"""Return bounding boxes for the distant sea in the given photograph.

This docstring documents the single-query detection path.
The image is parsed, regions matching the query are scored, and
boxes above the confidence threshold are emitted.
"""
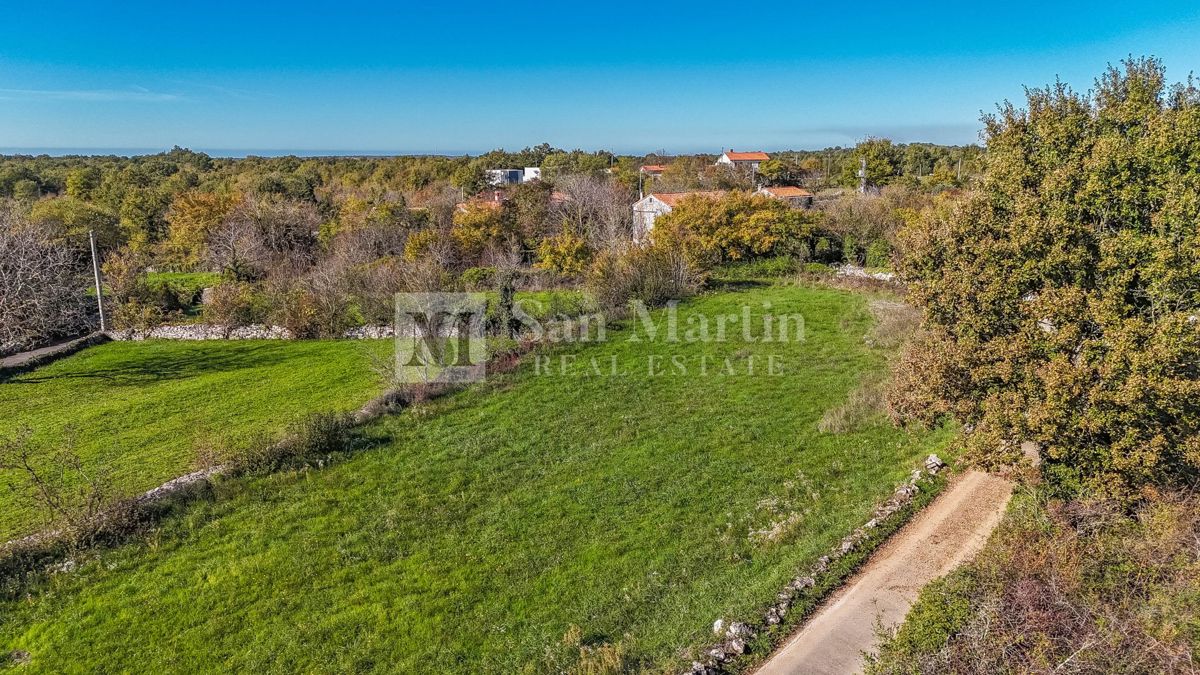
[0,148,469,158]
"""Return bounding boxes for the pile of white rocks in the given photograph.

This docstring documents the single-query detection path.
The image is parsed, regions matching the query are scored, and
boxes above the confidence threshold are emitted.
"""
[835,264,897,283]
[109,324,293,341]
[107,323,418,341]
[343,325,395,339]
[686,454,946,675]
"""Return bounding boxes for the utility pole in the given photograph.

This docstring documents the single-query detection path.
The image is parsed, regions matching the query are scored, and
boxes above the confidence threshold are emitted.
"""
[88,229,107,332]
[857,157,867,194]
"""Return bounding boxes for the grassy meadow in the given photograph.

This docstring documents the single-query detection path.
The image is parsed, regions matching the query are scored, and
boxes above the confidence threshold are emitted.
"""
[0,340,387,541]
[0,283,955,672]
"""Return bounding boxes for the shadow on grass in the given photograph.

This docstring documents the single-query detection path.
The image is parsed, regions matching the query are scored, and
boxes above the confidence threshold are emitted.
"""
[706,279,772,292]
[10,342,296,386]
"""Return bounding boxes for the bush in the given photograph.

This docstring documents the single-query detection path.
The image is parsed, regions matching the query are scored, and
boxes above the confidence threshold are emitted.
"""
[534,228,591,279]
[865,240,892,269]
[460,266,495,290]
[234,412,355,475]
[842,234,860,265]
[203,281,267,331]
[870,489,1200,674]
[102,247,184,331]
[813,237,834,262]
[586,241,702,315]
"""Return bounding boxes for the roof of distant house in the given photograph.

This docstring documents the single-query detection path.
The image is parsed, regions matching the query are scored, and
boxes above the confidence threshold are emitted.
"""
[723,150,770,161]
[647,191,727,207]
[759,186,813,198]
[640,164,668,173]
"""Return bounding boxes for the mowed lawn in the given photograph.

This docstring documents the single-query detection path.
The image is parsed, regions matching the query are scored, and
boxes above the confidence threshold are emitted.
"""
[0,340,387,541]
[0,284,955,672]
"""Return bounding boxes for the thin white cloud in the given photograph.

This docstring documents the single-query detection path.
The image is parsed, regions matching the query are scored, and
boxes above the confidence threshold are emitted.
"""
[0,87,182,102]
[171,81,264,100]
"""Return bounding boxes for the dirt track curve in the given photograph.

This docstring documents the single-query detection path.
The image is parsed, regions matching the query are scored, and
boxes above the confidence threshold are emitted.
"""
[755,470,1014,675]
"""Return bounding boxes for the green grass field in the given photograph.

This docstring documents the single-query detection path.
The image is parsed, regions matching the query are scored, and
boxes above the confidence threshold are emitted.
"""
[0,340,387,542]
[0,284,954,672]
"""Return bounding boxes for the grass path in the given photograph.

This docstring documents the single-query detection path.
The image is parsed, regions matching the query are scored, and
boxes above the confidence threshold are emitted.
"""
[0,284,956,672]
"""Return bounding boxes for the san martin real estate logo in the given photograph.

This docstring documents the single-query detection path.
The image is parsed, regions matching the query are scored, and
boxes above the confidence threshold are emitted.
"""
[393,292,806,383]
[394,293,488,383]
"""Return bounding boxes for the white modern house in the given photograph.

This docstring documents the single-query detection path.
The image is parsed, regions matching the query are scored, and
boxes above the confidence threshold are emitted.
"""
[716,150,769,173]
[631,191,726,242]
[485,167,543,185]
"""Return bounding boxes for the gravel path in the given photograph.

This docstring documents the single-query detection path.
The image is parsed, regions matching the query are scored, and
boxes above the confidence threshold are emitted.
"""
[755,470,1014,675]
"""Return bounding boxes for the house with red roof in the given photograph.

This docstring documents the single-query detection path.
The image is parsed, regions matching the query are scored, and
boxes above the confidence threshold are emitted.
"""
[755,185,814,208]
[716,150,769,173]
[631,190,727,242]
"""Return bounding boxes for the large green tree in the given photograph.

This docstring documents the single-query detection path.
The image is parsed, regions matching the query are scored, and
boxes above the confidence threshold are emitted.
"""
[895,58,1200,497]
[841,137,901,188]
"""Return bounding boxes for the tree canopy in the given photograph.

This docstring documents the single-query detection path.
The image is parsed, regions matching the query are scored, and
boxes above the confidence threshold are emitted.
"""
[895,58,1200,498]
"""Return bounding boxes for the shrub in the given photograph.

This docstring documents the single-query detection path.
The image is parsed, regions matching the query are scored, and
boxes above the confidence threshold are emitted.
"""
[267,287,322,338]
[865,240,892,269]
[813,237,833,262]
[535,228,591,279]
[586,240,702,315]
[0,426,125,545]
[842,234,859,264]
[460,266,495,290]
[870,489,1200,674]
[234,412,355,475]
[102,247,187,330]
[203,281,267,331]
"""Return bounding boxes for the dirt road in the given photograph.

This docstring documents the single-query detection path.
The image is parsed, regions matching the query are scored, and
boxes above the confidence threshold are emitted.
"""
[755,470,1013,675]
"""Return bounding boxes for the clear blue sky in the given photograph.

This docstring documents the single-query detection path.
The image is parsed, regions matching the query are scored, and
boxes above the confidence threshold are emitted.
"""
[2,1,1199,155]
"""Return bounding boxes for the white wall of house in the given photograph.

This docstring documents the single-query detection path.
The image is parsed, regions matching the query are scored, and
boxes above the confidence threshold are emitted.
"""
[522,167,542,182]
[631,195,672,243]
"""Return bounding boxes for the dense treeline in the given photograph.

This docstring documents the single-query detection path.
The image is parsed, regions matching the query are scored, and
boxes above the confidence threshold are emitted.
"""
[0,139,974,350]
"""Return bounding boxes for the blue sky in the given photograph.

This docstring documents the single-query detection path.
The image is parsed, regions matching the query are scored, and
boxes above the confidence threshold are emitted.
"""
[2,1,1199,155]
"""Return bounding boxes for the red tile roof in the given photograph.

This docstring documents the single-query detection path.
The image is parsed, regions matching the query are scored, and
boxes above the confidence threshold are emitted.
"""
[760,186,813,198]
[723,150,770,161]
[650,191,727,207]
[640,164,668,173]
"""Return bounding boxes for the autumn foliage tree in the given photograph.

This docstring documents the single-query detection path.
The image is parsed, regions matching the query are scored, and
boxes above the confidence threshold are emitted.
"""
[652,191,820,265]
[893,58,1200,498]
[162,190,241,266]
